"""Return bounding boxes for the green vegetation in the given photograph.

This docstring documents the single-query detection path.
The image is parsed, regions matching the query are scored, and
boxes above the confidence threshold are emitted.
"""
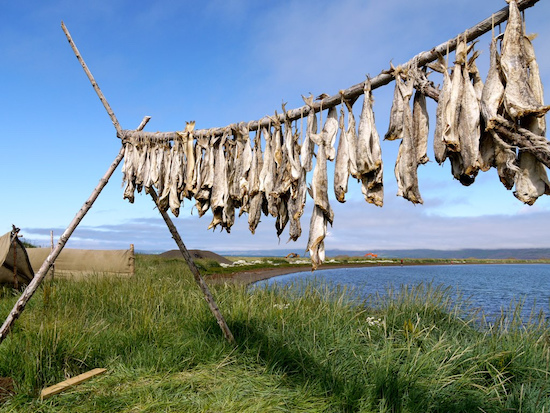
[0,255,548,411]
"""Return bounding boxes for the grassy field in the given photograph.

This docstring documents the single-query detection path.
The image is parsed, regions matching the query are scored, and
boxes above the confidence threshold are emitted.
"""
[0,255,548,412]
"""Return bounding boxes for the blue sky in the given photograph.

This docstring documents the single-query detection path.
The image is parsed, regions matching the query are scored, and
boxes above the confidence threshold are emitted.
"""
[2,0,550,254]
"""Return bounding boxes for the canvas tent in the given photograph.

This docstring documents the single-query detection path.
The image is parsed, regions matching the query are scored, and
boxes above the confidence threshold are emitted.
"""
[26,247,134,278]
[0,232,34,287]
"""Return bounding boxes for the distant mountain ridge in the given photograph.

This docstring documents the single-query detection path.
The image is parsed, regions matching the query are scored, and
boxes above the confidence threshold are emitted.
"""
[219,248,550,260]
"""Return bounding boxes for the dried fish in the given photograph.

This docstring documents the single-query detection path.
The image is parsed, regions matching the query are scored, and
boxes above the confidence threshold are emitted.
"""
[385,66,414,141]
[356,78,384,206]
[501,0,550,120]
[309,131,334,224]
[344,98,359,179]
[394,81,423,204]
[334,105,349,203]
[429,55,450,164]
[122,139,137,203]
[248,129,264,234]
[357,78,383,174]
[514,151,550,205]
[412,88,429,165]
[208,133,229,230]
[300,95,317,172]
[306,205,327,271]
[458,49,481,177]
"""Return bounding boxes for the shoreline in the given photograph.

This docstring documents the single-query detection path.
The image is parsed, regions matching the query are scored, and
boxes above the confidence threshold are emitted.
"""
[207,260,494,285]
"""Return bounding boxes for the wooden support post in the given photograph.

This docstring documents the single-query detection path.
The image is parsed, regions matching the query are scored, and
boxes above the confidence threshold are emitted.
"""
[148,188,236,345]
[129,244,135,276]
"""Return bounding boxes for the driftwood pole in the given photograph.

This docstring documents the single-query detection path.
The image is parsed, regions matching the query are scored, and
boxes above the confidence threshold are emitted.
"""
[148,188,236,344]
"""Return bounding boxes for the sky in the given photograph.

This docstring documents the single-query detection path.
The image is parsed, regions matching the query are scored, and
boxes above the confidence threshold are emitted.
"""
[2,0,550,254]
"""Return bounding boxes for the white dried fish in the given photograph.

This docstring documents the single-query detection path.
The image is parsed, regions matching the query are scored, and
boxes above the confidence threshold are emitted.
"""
[357,78,383,175]
[429,55,450,164]
[412,88,429,165]
[248,129,265,234]
[300,95,317,172]
[501,0,550,120]
[514,151,550,205]
[334,105,350,203]
[385,65,413,141]
[306,205,327,271]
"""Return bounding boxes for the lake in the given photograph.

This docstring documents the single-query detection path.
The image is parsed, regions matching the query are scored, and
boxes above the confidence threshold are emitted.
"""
[258,263,550,322]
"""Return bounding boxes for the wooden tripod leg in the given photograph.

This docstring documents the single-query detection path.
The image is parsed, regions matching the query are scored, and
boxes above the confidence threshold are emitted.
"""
[149,189,235,345]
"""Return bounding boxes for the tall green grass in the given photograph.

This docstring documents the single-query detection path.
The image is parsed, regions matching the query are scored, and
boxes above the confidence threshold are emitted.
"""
[0,255,547,411]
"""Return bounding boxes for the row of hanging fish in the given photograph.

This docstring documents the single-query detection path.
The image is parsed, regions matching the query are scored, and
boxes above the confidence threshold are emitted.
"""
[121,89,384,269]
[425,0,550,205]
[121,0,549,268]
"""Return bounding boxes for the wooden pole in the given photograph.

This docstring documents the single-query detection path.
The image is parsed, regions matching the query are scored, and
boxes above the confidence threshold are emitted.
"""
[116,0,540,141]
[129,244,135,276]
[148,188,235,344]
[61,22,122,136]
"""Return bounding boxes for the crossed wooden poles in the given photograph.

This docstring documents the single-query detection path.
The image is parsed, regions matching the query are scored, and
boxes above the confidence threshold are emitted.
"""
[0,0,541,346]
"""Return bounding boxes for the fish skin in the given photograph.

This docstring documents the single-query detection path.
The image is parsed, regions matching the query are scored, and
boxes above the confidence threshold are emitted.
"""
[334,106,349,203]
[443,44,466,152]
[501,0,550,120]
[247,131,265,234]
[361,164,384,207]
[258,126,277,217]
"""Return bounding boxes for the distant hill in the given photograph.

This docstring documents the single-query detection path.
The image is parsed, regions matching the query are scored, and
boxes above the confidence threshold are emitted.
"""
[218,248,550,260]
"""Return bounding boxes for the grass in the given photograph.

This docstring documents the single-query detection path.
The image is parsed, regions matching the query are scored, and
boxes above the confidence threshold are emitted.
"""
[0,255,547,411]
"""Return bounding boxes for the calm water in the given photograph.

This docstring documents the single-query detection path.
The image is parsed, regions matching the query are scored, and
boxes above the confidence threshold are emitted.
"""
[259,264,550,321]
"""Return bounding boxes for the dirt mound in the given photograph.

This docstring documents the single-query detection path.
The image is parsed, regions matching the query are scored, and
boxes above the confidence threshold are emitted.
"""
[159,250,232,265]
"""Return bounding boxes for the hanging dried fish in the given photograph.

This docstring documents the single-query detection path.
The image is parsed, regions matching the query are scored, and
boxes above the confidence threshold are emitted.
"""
[122,137,137,203]
[412,85,429,165]
[344,98,359,179]
[182,121,196,199]
[513,151,550,205]
[513,31,550,205]
[300,95,317,172]
[194,136,213,217]
[429,55,451,164]
[320,105,338,161]
[356,78,384,207]
[248,129,265,234]
[208,133,229,231]
[458,46,481,177]
[334,105,350,203]
[394,69,423,204]
[385,65,414,141]
[501,0,550,120]
[309,131,334,225]
[306,205,327,271]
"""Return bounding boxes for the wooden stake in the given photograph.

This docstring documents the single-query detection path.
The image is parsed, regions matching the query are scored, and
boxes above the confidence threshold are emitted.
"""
[149,188,236,345]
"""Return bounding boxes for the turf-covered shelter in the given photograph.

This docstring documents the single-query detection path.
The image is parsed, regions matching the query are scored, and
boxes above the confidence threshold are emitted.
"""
[0,231,34,288]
